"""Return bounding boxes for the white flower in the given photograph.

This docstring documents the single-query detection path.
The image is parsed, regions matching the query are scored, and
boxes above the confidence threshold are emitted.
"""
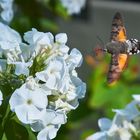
[86,118,111,140]
[55,33,67,44]
[9,83,48,124]
[0,22,21,45]
[86,96,140,140]
[0,90,3,106]
[59,75,86,103]
[107,120,132,140]
[70,75,86,99]
[98,118,112,131]
[55,98,78,111]
[87,116,133,140]
[113,101,140,121]
[26,76,39,90]
[0,0,14,23]
[13,61,32,76]
[24,29,54,57]
[66,48,83,71]
[36,57,66,90]
[24,29,54,47]
[37,125,60,140]
[133,94,140,102]
[1,28,86,140]
[58,72,71,93]
[20,43,32,61]
[47,33,69,61]
[60,0,86,15]
[30,109,67,140]
[24,29,69,60]
[0,22,21,61]
[86,132,107,140]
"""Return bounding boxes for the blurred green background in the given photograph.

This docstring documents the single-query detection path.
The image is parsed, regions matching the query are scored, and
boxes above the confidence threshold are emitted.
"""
[9,0,140,139]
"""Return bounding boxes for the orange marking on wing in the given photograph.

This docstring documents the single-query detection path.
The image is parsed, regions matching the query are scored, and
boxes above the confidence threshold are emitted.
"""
[118,54,128,71]
[117,27,127,42]
[118,26,127,71]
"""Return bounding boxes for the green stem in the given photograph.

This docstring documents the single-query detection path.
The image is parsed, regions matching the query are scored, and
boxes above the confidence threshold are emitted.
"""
[0,105,12,139]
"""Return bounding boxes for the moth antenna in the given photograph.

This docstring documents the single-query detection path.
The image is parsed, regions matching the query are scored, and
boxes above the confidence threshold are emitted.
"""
[96,35,104,46]
[96,35,107,51]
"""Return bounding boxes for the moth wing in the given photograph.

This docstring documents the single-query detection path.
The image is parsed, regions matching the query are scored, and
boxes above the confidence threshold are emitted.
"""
[107,12,128,85]
[110,12,127,42]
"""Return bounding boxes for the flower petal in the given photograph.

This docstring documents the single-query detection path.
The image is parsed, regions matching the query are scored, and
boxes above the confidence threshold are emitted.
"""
[86,132,107,140]
[15,104,29,124]
[113,101,140,121]
[37,125,58,140]
[31,90,48,109]
[9,89,25,111]
[98,118,112,131]
[51,111,67,125]
[55,33,67,44]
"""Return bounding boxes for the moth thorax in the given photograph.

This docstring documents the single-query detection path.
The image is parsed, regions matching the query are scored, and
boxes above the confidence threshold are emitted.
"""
[106,42,125,54]
[126,39,140,55]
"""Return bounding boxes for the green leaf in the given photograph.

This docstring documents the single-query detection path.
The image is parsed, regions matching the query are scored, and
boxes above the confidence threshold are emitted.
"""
[11,115,37,140]
[54,2,69,19]
[0,124,4,139]
[39,18,58,32]
[25,125,37,140]
[2,133,7,140]
[4,119,29,140]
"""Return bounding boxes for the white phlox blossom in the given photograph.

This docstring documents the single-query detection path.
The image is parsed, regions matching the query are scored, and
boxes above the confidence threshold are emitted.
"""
[0,0,86,139]
[9,81,48,124]
[5,27,86,140]
[13,61,32,76]
[0,22,21,48]
[36,57,67,90]
[65,48,83,71]
[70,75,86,99]
[60,0,86,15]
[24,29,69,61]
[0,0,14,23]
[0,22,21,63]
[0,23,33,75]
[24,29,54,58]
[53,76,86,112]
[86,95,140,140]
[30,109,67,140]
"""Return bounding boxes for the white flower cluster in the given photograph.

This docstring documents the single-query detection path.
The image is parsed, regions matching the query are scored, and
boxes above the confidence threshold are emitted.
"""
[87,95,140,140]
[0,22,86,140]
[60,0,86,15]
[0,0,14,23]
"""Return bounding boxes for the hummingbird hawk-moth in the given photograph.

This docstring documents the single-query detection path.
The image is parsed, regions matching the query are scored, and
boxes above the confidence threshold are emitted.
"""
[102,12,140,85]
